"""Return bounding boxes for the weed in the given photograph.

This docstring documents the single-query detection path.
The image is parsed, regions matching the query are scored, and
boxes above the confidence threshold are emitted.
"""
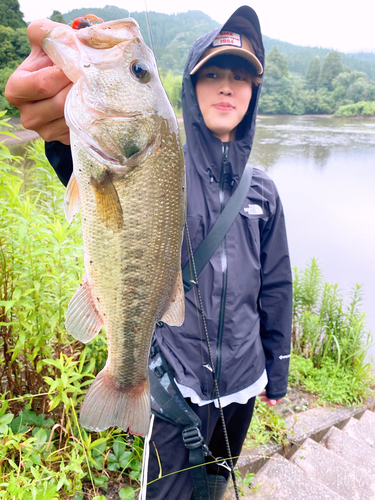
[291,258,374,403]
[246,399,287,447]
[0,120,143,497]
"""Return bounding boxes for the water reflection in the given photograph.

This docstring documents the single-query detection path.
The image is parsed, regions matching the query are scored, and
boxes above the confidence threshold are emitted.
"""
[251,115,375,171]
[253,115,375,360]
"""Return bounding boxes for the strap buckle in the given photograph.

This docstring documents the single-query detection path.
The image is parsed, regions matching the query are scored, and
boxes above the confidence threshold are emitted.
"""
[182,425,210,456]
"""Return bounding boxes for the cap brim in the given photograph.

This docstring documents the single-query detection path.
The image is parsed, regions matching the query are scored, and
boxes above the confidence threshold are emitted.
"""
[190,46,263,76]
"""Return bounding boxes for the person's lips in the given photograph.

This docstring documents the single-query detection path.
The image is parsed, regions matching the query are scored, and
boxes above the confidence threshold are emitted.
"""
[213,102,234,111]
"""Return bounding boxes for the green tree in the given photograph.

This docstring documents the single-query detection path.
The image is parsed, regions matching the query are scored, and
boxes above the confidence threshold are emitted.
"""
[306,56,320,91]
[319,51,344,90]
[265,46,289,79]
[160,70,182,113]
[0,0,26,29]
[259,47,294,114]
[0,26,29,69]
[0,26,17,68]
[49,10,66,24]
[13,28,30,60]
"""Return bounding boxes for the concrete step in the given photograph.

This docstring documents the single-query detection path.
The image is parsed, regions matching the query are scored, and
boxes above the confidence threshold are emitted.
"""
[241,452,345,500]
[283,405,366,457]
[359,409,375,432]
[321,425,375,475]
[342,415,375,448]
[290,437,375,499]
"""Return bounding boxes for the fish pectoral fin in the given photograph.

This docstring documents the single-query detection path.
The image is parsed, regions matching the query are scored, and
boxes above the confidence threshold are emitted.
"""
[91,171,123,233]
[64,172,80,223]
[65,275,103,343]
[160,268,185,327]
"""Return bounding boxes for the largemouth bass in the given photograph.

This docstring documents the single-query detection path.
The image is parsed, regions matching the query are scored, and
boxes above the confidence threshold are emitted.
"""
[43,19,186,436]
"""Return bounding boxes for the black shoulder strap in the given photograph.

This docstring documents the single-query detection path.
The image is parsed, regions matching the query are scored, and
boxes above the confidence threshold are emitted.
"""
[149,344,211,499]
[182,164,254,292]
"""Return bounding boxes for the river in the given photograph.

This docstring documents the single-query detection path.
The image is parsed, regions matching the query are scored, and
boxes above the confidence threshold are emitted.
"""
[251,115,375,362]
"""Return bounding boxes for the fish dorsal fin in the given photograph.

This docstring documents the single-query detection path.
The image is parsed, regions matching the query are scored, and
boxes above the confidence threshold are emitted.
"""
[64,173,80,223]
[65,275,103,343]
[160,268,185,327]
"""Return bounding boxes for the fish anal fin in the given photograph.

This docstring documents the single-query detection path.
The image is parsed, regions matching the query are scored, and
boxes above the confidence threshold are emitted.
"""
[64,172,80,223]
[79,368,151,436]
[160,268,185,327]
[91,171,123,233]
[65,275,103,343]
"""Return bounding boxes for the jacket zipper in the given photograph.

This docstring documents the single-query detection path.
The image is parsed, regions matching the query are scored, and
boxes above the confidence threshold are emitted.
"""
[212,144,228,395]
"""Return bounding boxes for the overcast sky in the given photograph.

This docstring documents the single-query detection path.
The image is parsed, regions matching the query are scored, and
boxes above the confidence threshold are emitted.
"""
[18,0,374,54]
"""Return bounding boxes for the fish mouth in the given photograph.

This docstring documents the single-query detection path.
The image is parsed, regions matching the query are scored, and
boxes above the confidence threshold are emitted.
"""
[88,144,119,164]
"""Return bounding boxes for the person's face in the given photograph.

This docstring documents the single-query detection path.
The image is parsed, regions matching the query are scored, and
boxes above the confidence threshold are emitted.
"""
[195,64,253,142]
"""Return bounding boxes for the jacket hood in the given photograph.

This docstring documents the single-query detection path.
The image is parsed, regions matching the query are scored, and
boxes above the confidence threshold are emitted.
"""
[181,6,264,183]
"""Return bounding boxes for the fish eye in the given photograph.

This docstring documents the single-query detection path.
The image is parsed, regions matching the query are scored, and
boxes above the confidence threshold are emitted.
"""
[130,61,151,83]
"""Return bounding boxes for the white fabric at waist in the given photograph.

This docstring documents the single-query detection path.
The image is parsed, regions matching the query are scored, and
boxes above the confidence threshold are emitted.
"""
[175,369,268,408]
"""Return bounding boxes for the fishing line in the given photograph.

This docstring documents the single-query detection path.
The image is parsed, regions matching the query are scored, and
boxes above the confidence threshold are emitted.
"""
[144,0,156,57]
[185,222,241,500]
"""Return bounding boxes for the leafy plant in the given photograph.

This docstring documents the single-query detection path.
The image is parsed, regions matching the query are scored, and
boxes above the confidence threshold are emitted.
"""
[0,120,142,498]
[246,399,287,447]
[291,259,374,403]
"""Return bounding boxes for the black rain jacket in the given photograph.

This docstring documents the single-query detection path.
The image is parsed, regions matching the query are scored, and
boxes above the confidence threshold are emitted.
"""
[45,6,292,401]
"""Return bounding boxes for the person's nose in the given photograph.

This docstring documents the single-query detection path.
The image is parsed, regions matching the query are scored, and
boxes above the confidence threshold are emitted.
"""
[219,76,233,95]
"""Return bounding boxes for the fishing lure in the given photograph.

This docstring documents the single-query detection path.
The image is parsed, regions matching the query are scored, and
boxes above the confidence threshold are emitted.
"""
[71,14,104,30]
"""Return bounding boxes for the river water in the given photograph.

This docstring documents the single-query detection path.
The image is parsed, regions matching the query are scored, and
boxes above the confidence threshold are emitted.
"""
[251,115,375,362]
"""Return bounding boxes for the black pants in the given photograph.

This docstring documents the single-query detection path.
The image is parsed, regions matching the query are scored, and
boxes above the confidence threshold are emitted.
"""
[146,397,256,499]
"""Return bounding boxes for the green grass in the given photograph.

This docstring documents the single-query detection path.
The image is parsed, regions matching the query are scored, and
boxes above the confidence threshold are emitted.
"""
[0,115,142,498]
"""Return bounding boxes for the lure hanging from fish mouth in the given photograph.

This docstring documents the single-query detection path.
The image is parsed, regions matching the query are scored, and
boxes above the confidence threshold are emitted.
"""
[72,14,104,30]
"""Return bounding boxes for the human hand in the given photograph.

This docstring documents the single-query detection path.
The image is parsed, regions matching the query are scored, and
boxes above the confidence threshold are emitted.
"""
[5,19,72,145]
[258,391,283,407]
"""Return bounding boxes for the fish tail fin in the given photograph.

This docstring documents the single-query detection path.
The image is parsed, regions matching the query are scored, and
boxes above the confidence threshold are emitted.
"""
[79,369,151,436]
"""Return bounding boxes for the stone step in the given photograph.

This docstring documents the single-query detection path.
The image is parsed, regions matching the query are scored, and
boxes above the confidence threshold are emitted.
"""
[342,416,375,448]
[241,452,345,500]
[290,437,375,499]
[283,406,366,457]
[359,409,375,432]
[321,425,375,475]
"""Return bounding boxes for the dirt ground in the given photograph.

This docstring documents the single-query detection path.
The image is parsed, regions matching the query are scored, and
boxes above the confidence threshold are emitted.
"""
[1,117,39,144]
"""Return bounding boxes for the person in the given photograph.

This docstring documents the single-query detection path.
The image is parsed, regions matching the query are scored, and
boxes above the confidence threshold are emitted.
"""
[5,5,292,499]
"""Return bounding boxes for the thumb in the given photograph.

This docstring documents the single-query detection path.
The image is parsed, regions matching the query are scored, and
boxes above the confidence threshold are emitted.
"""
[18,19,66,73]
[27,18,65,49]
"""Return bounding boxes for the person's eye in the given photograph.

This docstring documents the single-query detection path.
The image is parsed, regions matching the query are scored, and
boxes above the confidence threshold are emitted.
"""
[206,72,217,79]
[234,75,247,81]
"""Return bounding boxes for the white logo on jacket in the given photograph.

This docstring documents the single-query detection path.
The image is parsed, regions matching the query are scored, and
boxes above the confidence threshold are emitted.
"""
[244,204,263,215]
[279,354,291,360]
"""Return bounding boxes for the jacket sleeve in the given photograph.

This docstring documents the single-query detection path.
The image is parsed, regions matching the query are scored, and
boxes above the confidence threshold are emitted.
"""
[259,191,293,400]
[45,141,73,187]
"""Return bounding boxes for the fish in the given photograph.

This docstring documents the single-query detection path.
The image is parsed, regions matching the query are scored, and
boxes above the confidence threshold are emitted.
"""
[43,19,186,436]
